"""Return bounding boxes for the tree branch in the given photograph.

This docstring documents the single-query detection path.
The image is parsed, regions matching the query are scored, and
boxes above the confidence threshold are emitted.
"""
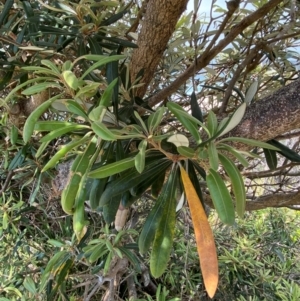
[245,190,300,211]
[230,78,300,143]
[146,0,283,107]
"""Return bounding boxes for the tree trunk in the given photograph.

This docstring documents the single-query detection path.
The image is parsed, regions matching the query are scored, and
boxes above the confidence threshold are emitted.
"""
[129,0,189,97]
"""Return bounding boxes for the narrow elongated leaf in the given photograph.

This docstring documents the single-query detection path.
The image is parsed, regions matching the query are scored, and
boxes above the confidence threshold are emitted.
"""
[35,121,76,131]
[100,78,119,107]
[147,107,166,134]
[92,121,117,140]
[41,60,60,74]
[216,143,249,167]
[22,82,60,95]
[218,137,280,150]
[167,102,203,143]
[150,167,177,278]
[134,111,148,134]
[206,169,235,225]
[119,247,141,273]
[75,83,100,99]
[207,111,218,136]
[40,125,90,142]
[151,171,166,198]
[263,148,278,170]
[61,137,97,214]
[102,194,121,223]
[219,154,246,218]
[80,55,125,80]
[100,158,172,206]
[89,157,135,178]
[245,81,258,104]
[180,167,218,298]
[23,94,63,143]
[139,166,176,254]
[267,139,300,162]
[190,92,203,122]
[207,142,219,171]
[89,178,108,210]
[177,146,195,158]
[42,134,91,172]
[135,140,147,173]
[187,160,205,207]
[217,102,246,137]
[65,100,89,119]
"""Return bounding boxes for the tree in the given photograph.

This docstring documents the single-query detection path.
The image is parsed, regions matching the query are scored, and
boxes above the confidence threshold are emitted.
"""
[1,0,300,299]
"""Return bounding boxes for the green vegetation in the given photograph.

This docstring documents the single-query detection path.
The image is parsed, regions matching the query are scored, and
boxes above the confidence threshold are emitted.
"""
[1,0,300,299]
[0,191,299,300]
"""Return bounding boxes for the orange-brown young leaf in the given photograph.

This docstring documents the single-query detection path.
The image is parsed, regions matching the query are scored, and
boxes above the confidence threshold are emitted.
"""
[180,167,218,298]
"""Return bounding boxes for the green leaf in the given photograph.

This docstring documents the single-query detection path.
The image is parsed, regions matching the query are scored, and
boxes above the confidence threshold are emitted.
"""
[190,91,203,122]
[48,239,65,247]
[89,178,109,210]
[61,137,97,214]
[245,80,259,104]
[42,134,91,172]
[10,125,18,145]
[216,143,249,167]
[139,166,177,255]
[89,157,135,178]
[217,103,246,137]
[89,244,109,263]
[119,246,141,273]
[102,194,121,223]
[218,137,280,150]
[80,55,126,80]
[35,121,77,131]
[135,140,147,173]
[150,168,177,278]
[88,105,107,122]
[65,100,89,119]
[22,82,60,95]
[147,107,167,134]
[177,146,195,158]
[75,82,100,99]
[207,111,218,137]
[23,94,63,143]
[219,154,246,218]
[41,60,60,74]
[207,142,219,171]
[23,277,36,294]
[134,111,148,134]
[206,169,235,225]
[63,70,78,90]
[100,78,119,107]
[167,102,204,143]
[99,157,172,207]
[267,139,300,162]
[263,148,278,170]
[187,160,205,207]
[151,171,166,198]
[91,121,117,140]
[40,125,90,142]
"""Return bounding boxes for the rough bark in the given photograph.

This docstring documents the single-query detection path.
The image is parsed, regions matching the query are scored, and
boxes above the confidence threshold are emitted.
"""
[129,0,189,97]
[231,78,300,142]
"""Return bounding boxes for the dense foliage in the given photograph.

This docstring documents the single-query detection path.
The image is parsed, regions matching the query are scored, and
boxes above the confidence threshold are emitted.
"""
[1,0,300,300]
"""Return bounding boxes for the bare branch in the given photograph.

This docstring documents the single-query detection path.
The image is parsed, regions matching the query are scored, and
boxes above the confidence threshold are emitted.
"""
[246,190,300,211]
